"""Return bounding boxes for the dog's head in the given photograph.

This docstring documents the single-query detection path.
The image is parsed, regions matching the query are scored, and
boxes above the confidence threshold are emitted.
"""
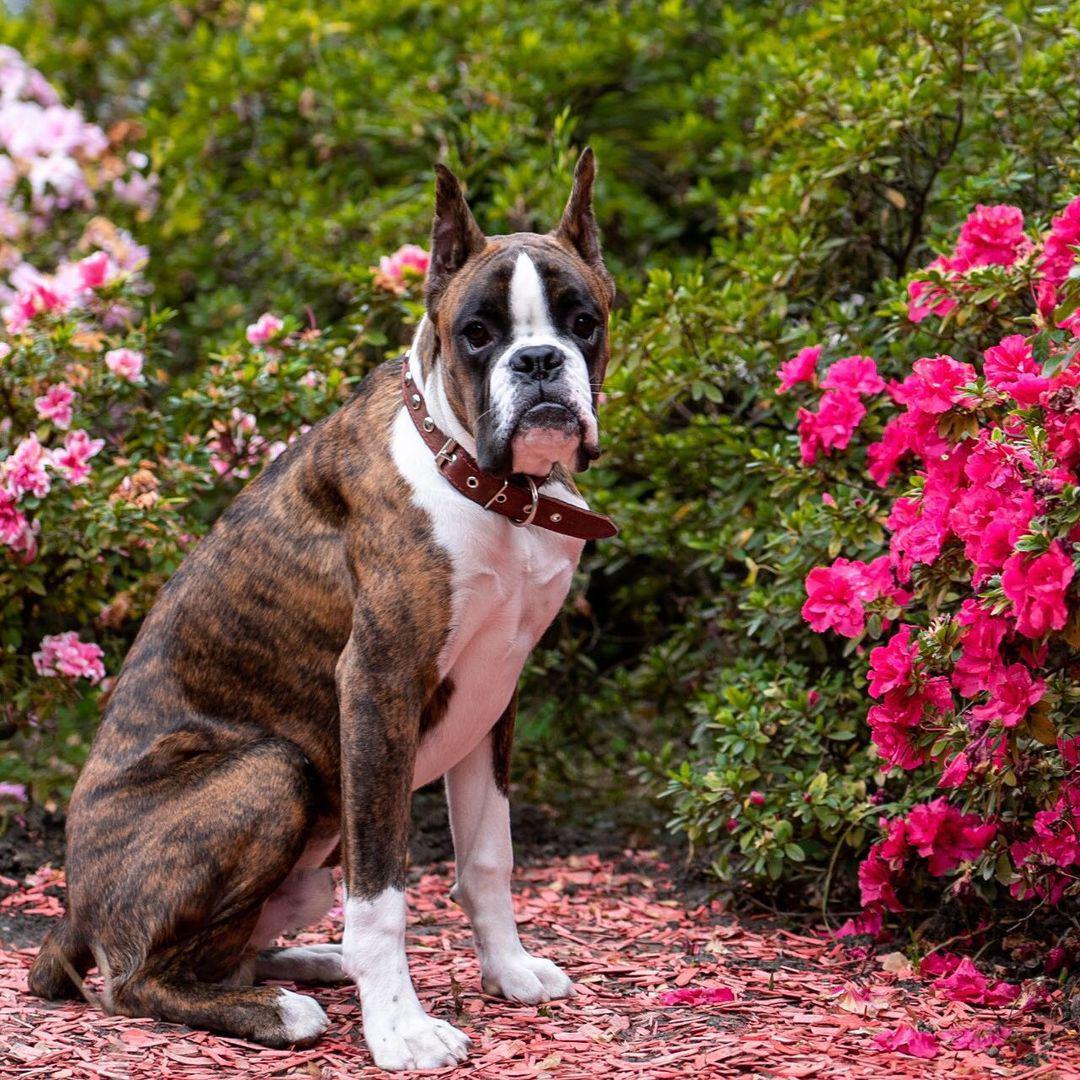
[421,149,615,480]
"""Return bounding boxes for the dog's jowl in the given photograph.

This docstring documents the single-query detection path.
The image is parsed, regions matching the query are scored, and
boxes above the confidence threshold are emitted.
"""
[28,150,617,1072]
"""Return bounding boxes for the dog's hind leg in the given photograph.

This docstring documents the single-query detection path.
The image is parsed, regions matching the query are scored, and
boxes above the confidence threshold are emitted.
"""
[27,914,92,1000]
[67,736,331,1045]
[113,973,328,1047]
[255,943,346,984]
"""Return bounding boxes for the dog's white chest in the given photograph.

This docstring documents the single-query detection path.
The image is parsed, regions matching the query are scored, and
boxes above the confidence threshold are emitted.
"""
[390,406,585,788]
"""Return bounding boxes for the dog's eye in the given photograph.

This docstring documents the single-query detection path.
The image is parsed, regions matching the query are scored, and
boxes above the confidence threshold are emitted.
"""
[572,313,598,340]
[462,321,491,349]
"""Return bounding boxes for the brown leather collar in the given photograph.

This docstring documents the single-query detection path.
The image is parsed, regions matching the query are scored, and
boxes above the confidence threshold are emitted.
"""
[400,359,617,540]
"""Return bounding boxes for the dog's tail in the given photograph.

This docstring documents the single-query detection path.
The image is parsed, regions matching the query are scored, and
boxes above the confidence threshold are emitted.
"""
[27,915,96,1005]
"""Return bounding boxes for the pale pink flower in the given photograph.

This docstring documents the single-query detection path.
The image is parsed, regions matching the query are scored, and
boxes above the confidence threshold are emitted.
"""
[373,244,430,294]
[33,630,105,683]
[51,428,104,485]
[206,408,268,480]
[104,347,145,383]
[75,250,114,290]
[0,485,37,559]
[4,432,50,498]
[34,382,74,429]
[245,312,284,346]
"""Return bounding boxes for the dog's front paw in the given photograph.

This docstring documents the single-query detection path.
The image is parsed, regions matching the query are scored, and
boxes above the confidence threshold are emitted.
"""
[482,952,574,1004]
[364,1008,471,1072]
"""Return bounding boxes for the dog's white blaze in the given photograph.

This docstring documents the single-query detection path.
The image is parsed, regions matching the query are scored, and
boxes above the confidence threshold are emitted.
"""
[446,734,574,1004]
[487,252,598,452]
[343,889,470,1070]
[394,325,587,790]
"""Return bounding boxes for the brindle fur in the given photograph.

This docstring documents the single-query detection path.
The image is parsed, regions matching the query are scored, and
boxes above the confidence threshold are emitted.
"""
[28,362,454,1044]
[28,151,612,1050]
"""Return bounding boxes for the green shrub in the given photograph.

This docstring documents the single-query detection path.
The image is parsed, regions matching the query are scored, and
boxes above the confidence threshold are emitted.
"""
[5,0,1080,903]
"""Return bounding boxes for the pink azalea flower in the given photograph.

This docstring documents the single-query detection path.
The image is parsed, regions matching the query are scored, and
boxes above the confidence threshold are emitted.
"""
[802,557,891,638]
[858,846,904,913]
[1001,542,1074,639]
[33,382,75,429]
[892,355,977,414]
[821,354,886,397]
[1037,279,1059,319]
[0,486,37,558]
[919,951,962,978]
[939,752,971,789]
[51,428,104,485]
[982,335,1049,405]
[867,677,950,770]
[75,250,114,290]
[373,243,430,294]
[245,312,284,346]
[942,1025,1009,1051]
[1039,195,1080,289]
[904,799,995,876]
[908,255,961,323]
[4,432,50,498]
[834,908,884,939]
[0,487,38,560]
[867,625,919,698]
[748,790,765,807]
[932,957,1019,1007]
[952,602,1010,698]
[797,389,865,465]
[887,494,950,577]
[955,204,1031,268]
[1059,308,1080,338]
[971,663,1045,728]
[32,630,105,683]
[2,277,74,333]
[873,1023,939,1059]
[104,347,145,383]
[777,344,821,393]
[0,780,27,801]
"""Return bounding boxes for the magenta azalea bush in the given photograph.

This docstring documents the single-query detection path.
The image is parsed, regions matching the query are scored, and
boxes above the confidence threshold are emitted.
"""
[787,198,1080,927]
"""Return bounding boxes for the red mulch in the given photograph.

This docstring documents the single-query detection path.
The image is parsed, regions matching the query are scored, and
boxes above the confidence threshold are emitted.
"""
[1,854,1078,1078]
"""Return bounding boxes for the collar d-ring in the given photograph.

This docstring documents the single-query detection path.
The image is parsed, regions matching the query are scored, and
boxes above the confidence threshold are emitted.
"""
[511,476,540,527]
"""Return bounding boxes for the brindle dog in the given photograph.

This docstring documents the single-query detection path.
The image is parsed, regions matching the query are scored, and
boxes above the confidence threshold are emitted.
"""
[29,150,615,1072]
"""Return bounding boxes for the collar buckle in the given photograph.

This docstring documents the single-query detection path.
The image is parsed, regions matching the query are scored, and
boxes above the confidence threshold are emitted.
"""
[434,437,458,469]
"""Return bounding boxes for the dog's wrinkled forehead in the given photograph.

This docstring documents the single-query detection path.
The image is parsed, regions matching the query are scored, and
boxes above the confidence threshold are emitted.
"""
[435,235,610,347]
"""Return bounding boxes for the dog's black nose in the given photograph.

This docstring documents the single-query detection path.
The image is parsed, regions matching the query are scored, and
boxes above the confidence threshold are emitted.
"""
[509,345,564,378]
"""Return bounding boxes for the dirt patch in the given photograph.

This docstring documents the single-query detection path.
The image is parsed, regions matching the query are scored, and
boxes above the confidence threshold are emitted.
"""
[0,806,65,881]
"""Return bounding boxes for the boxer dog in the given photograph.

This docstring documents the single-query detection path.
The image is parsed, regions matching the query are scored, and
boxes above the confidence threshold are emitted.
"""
[28,149,617,1072]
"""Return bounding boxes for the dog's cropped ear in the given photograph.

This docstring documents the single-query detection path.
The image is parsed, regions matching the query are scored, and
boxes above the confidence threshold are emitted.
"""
[555,148,614,302]
[426,164,485,311]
